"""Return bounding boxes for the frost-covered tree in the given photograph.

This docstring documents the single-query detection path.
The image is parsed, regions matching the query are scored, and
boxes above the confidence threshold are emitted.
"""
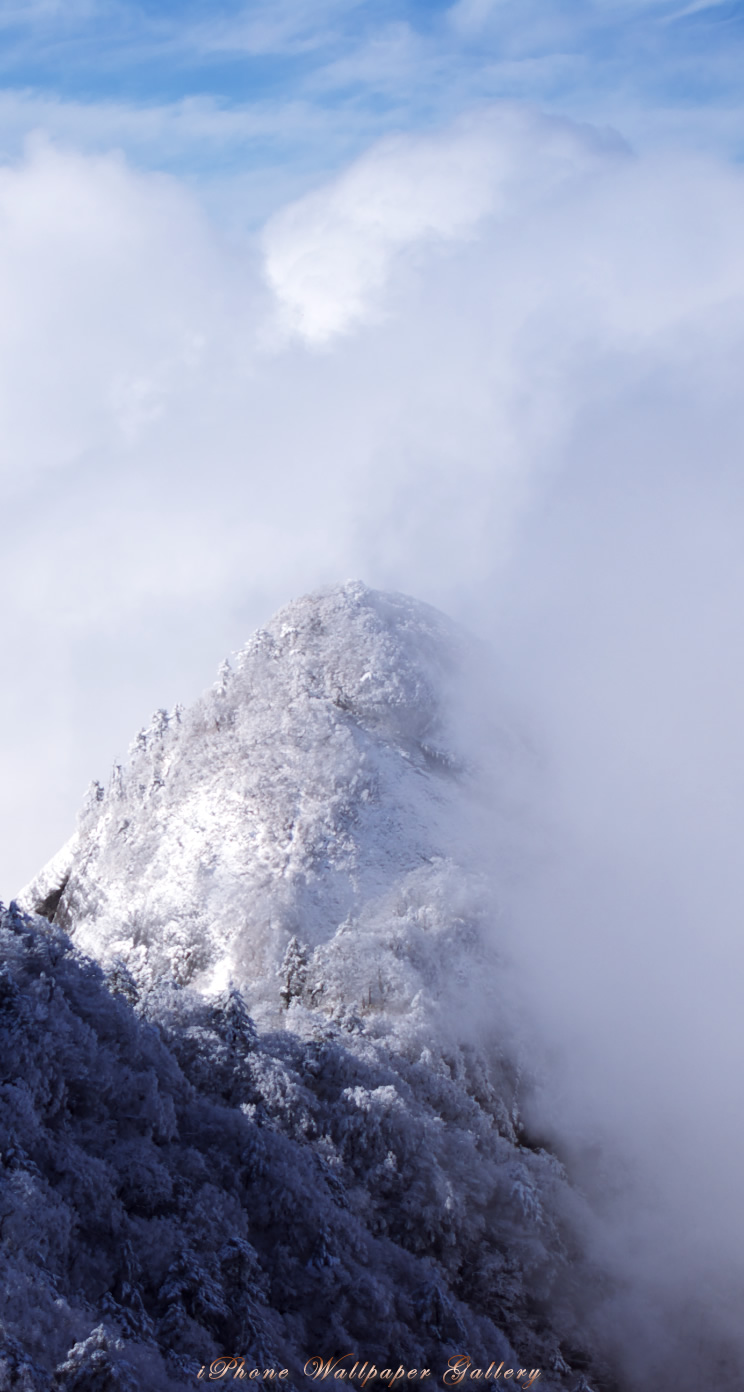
[7,585,679,1392]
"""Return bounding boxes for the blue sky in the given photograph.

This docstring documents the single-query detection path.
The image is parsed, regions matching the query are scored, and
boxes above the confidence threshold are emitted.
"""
[0,0,742,197]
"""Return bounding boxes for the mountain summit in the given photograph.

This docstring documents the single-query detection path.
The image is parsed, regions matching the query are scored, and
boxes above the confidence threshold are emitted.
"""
[6,585,610,1390]
[22,582,502,1012]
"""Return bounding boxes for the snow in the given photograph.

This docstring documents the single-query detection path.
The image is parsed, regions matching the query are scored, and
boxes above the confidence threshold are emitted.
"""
[4,583,613,1389]
[21,582,500,1016]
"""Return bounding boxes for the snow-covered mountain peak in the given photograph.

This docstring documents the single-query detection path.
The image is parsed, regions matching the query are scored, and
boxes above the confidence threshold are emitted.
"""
[244,581,466,745]
[21,583,499,1015]
[6,584,623,1391]
[6,585,727,1392]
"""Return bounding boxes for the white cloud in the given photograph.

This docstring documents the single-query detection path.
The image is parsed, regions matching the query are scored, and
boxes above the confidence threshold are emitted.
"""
[3,115,744,1384]
[263,106,623,341]
[0,136,237,485]
[4,112,744,883]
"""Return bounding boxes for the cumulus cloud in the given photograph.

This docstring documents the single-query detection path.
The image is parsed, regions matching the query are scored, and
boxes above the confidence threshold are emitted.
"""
[262,106,622,341]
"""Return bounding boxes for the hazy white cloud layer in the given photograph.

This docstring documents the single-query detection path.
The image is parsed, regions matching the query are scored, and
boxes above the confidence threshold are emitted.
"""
[2,103,744,1386]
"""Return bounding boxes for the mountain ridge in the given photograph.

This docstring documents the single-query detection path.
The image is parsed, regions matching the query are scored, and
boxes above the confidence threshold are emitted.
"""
[20,583,509,1013]
[4,582,615,1390]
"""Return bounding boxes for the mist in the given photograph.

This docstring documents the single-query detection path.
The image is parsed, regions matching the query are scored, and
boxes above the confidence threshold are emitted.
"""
[2,100,744,1386]
[482,433,744,1387]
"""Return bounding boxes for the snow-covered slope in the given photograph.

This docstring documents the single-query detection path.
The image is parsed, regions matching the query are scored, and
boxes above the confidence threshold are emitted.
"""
[7,584,618,1390]
[22,583,509,1016]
